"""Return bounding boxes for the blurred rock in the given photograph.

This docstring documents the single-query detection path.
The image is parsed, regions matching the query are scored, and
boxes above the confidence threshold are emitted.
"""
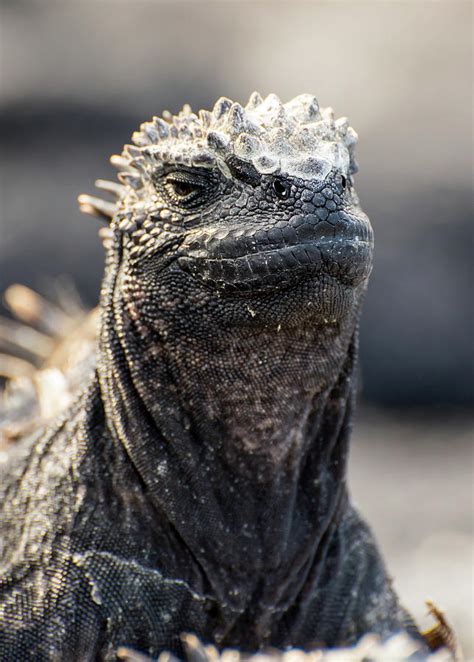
[350,408,473,658]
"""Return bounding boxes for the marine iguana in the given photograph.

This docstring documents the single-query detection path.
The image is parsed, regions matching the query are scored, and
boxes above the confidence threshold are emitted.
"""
[0,93,425,660]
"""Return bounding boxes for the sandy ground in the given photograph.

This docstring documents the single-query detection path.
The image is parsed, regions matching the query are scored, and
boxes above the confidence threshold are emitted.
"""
[349,408,473,658]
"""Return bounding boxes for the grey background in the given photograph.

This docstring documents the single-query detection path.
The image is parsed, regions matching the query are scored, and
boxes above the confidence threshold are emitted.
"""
[0,0,472,655]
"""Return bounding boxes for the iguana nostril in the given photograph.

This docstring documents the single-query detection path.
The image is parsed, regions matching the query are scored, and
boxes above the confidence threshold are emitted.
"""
[272,178,290,200]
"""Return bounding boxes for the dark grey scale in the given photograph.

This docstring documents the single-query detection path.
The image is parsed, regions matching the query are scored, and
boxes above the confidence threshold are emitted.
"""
[312,193,326,207]
[245,197,261,213]
[303,243,325,266]
[314,220,337,239]
[290,244,312,266]
[289,214,306,229]
[294,219,317,242]
[325,217,344,237]
[252,229,272,248]
[257,196,276,211]
[236,255,258,279]
[266,251,290,273]
[300,189,314,202]
[219,260,239,281]
[320,252,340,278]
[267,227,284,245]
[280,248,300,269]
[239,233,259,256]
[280,225,299,246]
[206,260,225,281]
[331,210,349,225]
[244,254,267,278]
[298,201,315,215]
[316,208,330,221]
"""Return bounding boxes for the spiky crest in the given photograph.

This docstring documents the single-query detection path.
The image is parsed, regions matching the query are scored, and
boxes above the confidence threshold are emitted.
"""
[78,92,359,222]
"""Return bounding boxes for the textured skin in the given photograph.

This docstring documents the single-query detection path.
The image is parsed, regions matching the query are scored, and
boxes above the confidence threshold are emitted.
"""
[0,94,422,660]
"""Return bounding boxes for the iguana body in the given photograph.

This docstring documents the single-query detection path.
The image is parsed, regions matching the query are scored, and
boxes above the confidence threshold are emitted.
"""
[0,93,423,660]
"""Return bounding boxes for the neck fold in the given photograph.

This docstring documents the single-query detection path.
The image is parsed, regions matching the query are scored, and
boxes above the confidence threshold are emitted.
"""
[98,287,359,617]
[95,246,363,631]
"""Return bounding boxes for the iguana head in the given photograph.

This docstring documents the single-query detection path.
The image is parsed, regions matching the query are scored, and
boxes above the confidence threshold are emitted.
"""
[80,92,373,329]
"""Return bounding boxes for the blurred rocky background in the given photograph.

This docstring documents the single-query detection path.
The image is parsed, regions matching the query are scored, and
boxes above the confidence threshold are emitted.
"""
[0,0,472,656]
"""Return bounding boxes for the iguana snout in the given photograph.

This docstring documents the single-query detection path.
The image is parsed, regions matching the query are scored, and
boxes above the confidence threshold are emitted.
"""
[178,174,373,292]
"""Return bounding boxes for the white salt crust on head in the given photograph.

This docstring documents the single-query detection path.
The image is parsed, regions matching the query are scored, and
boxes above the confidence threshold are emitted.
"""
[124,92,359,184]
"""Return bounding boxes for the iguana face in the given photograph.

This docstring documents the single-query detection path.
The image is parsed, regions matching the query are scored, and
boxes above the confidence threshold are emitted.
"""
[80,92,373,327]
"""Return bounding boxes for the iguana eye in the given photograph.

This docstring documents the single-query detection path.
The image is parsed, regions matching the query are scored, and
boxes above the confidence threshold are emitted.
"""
[166,179,198,199]
[160,170,215,209]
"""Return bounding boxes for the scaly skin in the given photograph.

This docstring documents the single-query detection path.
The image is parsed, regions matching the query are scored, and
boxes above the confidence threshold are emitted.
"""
[0,93,423,660]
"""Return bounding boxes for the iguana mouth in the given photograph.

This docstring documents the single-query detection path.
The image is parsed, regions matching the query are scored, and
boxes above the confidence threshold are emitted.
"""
[178,213,373,291]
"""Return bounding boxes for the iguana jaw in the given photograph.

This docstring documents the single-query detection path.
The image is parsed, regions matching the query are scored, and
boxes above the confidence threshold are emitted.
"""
[177,212,373,293]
